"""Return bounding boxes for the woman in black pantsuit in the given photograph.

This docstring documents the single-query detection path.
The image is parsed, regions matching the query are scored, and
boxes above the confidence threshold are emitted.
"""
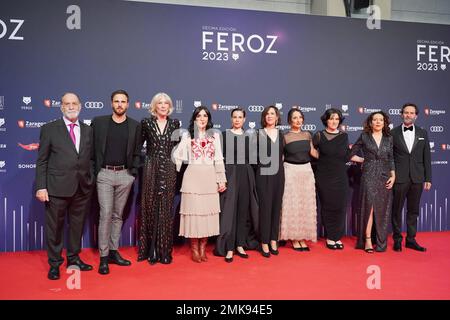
[312,108,349,250]
[256,106,285,257]
[215,108,259,262]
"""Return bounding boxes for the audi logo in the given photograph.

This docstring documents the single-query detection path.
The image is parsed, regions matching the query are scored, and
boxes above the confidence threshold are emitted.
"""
[430,126,444,132]
[301,124,316,131]
[388,109,401,115]
[84,101,104,109]
[248,105,264,112]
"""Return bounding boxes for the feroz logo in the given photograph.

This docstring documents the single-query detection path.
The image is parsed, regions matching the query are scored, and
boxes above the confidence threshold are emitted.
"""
[430,126,444,133]
[0,161,6,168]
[430,142,435,149]
[417,40,450,72]
[0,18,25,40]
[275,103,283,110]
[194,101,202,108]
[342,105,348,112]
[84,101,103,109]
[201,27,278,62]
[23,97,31,105]
[83,119,91,126]
[0,118,5,126]
[249,122,256,129]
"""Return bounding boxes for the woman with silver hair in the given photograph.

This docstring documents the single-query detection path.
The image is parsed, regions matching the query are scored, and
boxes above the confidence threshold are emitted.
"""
[138,92,180,265]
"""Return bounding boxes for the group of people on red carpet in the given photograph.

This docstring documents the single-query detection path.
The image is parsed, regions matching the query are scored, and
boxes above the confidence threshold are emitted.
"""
[35,91,431,280]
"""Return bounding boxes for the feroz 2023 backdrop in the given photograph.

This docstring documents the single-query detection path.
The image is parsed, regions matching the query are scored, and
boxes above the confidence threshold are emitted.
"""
[1,0,449,252]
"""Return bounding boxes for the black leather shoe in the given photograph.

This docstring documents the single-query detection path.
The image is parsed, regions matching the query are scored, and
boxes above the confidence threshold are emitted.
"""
[269,247,279,255]
[236,251,249,259]
[225,256,233,263]
[109,250,131,266]
[393,240,402,252]
[260,246,271,258]
[67,257,93,271]
[98,257,109,275]
[405,241,427,252]
[335,242,344,250]
[326,243,337,250]
[48,266,60,280]
[160,256,172,264]
[147,256,158,265]
[293,247,303,251]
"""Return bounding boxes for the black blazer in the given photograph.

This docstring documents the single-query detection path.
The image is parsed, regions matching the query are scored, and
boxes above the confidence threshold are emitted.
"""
[35,118,94,197]
[91,115,141,176]
[391,125,432,184]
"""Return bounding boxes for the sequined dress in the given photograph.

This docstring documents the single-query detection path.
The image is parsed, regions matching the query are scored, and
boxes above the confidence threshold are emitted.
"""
[350,132,394,251]
[138,117,180,261]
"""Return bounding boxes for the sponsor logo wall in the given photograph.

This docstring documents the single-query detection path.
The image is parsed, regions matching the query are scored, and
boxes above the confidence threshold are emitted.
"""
[0,0,449,252]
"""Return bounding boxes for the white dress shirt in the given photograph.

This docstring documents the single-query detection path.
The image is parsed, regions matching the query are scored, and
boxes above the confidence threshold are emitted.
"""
[63,117,81,153]
[402,124,415,153]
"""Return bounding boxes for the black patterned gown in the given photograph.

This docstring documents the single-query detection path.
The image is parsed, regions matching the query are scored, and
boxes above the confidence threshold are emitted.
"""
[138,116,180,262]
[350,132,394,251]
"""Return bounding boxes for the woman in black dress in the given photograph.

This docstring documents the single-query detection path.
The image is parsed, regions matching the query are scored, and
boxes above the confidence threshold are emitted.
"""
[138,92,180,264]
[215,108,259,262]
[312,108,349,250]
[350,111,395,253]
[256,106,285,257]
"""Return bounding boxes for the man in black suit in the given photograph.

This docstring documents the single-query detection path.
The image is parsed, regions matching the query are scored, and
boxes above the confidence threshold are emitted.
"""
[391,103,432,252]
[91,89,141,275]
[35,92,94,280]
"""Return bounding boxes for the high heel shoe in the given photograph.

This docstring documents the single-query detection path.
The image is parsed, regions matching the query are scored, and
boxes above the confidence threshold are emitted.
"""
[365,237,374,254]
[225,256,233,263]
[269,242,279,255]
[260,245,270,258]
[335,241,344,250]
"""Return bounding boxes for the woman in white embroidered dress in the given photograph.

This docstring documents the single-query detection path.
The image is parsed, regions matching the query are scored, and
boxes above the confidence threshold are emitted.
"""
[173,106,227,263]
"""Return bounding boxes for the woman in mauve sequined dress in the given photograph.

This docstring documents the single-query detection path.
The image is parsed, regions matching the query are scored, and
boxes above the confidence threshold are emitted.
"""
[138,92,180,265]
[350,111,395,253]
[173,106,227,263]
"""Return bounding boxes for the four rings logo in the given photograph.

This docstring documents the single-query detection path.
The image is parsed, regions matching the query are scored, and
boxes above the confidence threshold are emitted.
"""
[388,109,402,115]
[84,101,103,109]
[248,105,264,112]
[430,126,444,133]
[302,124,316,131]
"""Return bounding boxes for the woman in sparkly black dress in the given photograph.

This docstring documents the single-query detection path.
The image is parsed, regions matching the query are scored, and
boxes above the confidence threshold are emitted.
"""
[138,92,180,264]
[350,111,395,253]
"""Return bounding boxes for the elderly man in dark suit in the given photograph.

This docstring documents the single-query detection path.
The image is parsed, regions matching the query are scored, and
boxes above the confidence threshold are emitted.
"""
[35,92,94,280]
[91,89,141,275]
[391,102,432,252]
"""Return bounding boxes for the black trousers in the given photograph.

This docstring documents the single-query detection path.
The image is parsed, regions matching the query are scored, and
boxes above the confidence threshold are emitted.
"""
[45,186,92,267]
[392,181,423,243]
[256,168,285,244]
[225,167,250,251]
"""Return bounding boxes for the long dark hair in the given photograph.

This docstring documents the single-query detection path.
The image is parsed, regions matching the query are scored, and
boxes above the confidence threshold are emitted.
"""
[188,106,213,138]
[363,111,391,136]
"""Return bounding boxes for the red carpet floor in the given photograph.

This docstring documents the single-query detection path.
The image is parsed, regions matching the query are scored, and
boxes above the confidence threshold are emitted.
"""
[0,232,449,300]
